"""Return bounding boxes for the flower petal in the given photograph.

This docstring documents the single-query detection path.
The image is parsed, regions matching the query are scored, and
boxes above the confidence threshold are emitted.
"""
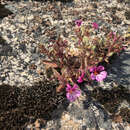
[66,93,77,102]
[89,66,96,72]
[72,84,78,90]
[75,20,82,27]
[96,71,107,82]
[66,84,72,92]
[77,71,85,83]
[81,71,85,78]
[90,73,96,80]
[100,71,107,78]
[74,89,81,97]
[77,77,83,83]
[97,66,104,72]
[92,22,99,29]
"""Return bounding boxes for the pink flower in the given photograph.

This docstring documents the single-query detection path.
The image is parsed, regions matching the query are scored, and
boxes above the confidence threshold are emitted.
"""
[75,19,82,27]
[92,22,99,29]
[109,32,115,37]
[109,32,117,42]
[113,35,117,42]
[89,66,107,82]
[122,46,127,50]
[66,84,81,102]
[77,71,85,83]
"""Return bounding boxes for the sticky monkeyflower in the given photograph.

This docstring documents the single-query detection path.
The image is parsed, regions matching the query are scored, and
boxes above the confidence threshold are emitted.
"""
[77,71,85,83]
[92,22,99,29]
[66,84,81,102]
[75,19,82,27]
[89,66,107,82]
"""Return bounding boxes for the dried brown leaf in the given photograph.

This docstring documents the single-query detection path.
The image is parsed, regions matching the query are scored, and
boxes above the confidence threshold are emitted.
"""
[113,115,123,123]
[42,60,58,69]
[56,85,64,93]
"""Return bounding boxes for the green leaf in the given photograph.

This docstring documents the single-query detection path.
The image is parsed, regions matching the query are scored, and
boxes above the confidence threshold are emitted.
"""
[124,33,130,39]
[91,45,96,50]
[107,52,114,57]
[83,36,89,44]
[81,26,85,35]
[98,57,103,62]
[71,36,77,42]
[105,59,109,63]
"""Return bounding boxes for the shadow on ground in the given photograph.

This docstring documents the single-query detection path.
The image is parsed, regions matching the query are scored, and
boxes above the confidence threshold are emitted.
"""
[0,81,68,129]
[106,49,130,88]
[0,36,17,57]
[79,83,130,124]
[97,48,130,88]
[0,4,13,19]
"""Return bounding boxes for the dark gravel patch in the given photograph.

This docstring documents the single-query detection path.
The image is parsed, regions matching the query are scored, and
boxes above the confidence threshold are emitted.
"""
[106,48,130,89]
[0,80,67,129]
[90,85,130,115]
[0,4,13,19]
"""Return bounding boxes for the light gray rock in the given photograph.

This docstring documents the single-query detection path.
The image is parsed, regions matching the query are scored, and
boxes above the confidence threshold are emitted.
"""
[106,47,130,90]
[41,90,129,130]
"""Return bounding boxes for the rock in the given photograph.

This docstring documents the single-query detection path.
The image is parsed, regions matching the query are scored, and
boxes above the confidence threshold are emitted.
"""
[125,10,130,20]
[18,16,25,23]
[0,4,13,19]
[19,43,27,53]
[106,47,130,90]
[41,89,129,130]
[34,119,41,128]
[0,36,13,56]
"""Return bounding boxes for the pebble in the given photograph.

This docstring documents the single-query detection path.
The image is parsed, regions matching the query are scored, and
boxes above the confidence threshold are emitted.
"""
[19,16,25,23]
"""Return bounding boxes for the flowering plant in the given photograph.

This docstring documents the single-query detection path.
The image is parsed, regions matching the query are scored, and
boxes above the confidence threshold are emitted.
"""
[89,66,107,82]
[39,20,127,102]
[66,84,81,102]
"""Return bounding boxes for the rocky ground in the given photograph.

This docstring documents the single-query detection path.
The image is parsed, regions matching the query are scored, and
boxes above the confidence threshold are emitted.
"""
[0,0,130,129]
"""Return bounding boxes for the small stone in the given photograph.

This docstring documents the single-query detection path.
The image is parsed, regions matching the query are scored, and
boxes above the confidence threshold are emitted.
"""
[10,25,16,30]
[0,76,5,82]
[63,114,71,121]
[9,72,14,77]
[24,57,30,63]
[117,0,124,3]
[0,4,13,18]
[34,119,40,128]
[7,34,13,39]
[92,3,98,8]
[125,10,130,20]
[29,63,37,70]
[20,24,27,29]
[19,43,26,53]
[27,15,34,20]
[18,16,25,23]
[113,115,123,123]
[21,72,27,76]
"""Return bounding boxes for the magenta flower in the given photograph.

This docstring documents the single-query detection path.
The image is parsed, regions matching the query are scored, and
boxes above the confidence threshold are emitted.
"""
[113,34,117,42]
[109,32,115,38]
[66,84,81,102]
[109,32,117,42]
[92,22,99,29]
[77,71,85,83]
[89,66,107,82]
[75,19,82,27]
